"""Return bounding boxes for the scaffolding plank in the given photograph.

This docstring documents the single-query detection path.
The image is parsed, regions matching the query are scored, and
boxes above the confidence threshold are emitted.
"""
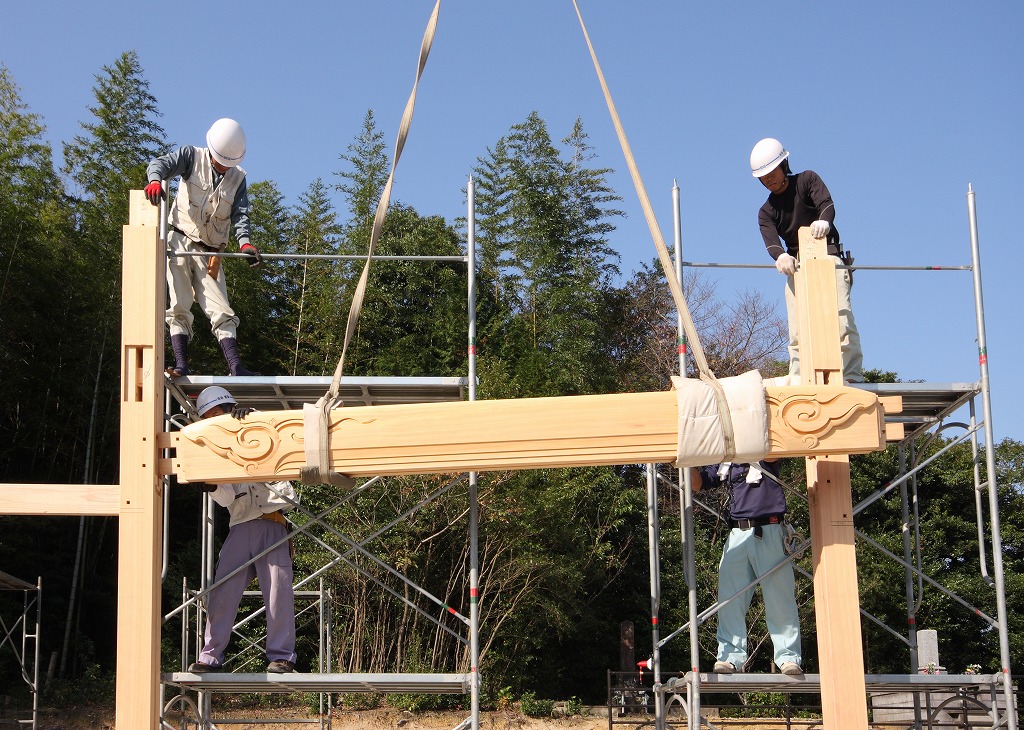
[0,570,36,591]
[166,375,468,414]
[667,672,1005,695]
[162,672,471,694]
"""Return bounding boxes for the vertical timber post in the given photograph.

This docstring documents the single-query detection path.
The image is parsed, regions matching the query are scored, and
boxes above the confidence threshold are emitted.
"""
[796,228,868,728]
[115,190,165,729]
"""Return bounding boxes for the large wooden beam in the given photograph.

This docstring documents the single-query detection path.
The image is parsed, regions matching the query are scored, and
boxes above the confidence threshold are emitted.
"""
[0,484,119,516]
[115,190,164,730]
[165,384,892,483]
[797,230,869,729]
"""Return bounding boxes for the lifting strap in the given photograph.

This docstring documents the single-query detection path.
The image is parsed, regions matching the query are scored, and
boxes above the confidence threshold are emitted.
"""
[301,0,442,487]
[571,0,738,460]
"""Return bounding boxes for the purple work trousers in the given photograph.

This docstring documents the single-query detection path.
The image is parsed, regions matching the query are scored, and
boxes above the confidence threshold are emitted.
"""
[198,518,296,666]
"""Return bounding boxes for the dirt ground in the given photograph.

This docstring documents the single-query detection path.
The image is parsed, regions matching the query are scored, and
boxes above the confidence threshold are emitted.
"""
[32,705,746,730]
[32,706,621,730]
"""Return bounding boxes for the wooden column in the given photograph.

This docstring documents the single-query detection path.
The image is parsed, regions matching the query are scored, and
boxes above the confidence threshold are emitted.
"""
[115,191,165,729]
[796,228,869,728]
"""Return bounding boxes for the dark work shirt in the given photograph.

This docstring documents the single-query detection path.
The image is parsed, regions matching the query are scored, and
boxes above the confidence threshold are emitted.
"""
[758,169,841,260]
[697,461,787,521]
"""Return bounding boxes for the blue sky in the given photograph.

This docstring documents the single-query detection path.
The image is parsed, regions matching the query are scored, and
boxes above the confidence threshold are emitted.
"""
[3,2,1022,442]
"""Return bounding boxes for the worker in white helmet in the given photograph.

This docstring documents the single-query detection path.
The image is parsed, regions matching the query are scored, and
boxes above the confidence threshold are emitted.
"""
[145,118,261,377]
[749,138,863,383]
[187,386,298,674]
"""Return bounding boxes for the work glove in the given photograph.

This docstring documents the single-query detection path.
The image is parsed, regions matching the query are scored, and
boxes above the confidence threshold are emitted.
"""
[144,181,165,206]
[230,405,255,420]
[775,252,798,276]
[810,220,830,239]
[240,243,263,268]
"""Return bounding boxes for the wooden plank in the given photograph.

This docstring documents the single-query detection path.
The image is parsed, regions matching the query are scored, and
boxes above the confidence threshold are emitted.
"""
[0,484,119,516]
[115,190,164,730]
[168,385,887,483]
[797,227,869,730]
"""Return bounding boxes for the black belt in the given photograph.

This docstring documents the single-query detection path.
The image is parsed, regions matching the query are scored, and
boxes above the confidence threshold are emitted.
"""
[169,226,217,252]
[730,515,784,530]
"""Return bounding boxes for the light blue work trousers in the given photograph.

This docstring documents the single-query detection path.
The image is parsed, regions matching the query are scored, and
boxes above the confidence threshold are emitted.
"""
[716,523,802,669]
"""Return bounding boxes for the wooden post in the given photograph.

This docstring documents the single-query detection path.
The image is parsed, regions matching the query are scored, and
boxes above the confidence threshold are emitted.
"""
[796,228,869,728]
[115,190,164,729]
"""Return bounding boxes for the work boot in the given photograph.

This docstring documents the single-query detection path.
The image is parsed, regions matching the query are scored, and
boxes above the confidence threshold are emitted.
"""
[779,662,804,676]
[266,660,296,673]
[219,337,260,376]
[166,334,190,377]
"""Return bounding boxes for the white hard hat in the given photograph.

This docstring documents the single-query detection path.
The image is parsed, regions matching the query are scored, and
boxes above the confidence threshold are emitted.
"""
[206,118,246,167]
[196,386,236,417]
[750,138,789,178]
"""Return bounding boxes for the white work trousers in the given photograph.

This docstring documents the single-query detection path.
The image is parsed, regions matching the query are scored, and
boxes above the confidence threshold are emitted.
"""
[166,229,239,340]
[716,524,802,669]
[198,519,296,667]
[784,255,863,382]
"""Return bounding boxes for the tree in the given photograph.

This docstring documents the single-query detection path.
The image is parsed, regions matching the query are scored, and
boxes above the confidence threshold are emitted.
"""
[471,111,624,397]
[59,49,166,484]
[0,64,77,481]
[226,179,296,375]
[612,259,788,392]
[285,178,346,374]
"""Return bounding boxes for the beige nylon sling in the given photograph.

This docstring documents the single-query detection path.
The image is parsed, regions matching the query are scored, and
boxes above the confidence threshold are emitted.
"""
[570,0,741,461]
[301,1,441,487]
[303,1,752,485]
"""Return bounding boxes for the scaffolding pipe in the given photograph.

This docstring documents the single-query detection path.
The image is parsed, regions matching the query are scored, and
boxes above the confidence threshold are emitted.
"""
[645,463,665,729]
[672,181,701,730]
[897,443,920,674]
[966,184,1016,728]
[968,398,994,586]
[467,176,481,730]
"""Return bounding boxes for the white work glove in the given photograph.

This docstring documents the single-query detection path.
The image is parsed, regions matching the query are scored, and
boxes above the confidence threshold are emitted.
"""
[775,252,798,276]
[810,220,830,239]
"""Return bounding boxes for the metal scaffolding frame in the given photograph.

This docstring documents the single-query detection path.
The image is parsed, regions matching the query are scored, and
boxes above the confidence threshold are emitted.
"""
[641,184,1017,729]
[158,180,483,730]
[0,570,40,730]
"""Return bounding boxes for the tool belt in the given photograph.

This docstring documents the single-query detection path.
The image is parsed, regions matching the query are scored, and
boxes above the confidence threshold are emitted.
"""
[259,510,288,527]
[730,515,784,529]
[730,514,784,538]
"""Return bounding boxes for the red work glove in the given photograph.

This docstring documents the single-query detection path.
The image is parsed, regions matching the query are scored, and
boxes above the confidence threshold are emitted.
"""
[144,181,165,206]
[240,243,263,268]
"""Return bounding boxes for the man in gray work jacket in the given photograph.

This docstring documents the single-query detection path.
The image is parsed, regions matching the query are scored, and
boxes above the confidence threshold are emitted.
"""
[145,118,261,377]
[188,386,297,674]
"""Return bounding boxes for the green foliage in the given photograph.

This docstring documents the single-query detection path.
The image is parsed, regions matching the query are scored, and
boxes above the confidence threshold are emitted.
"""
[519,690,554,718]
[386,692,464,712]
[564,695,586,716]
[335,693,383,710]
[45,660,115,707]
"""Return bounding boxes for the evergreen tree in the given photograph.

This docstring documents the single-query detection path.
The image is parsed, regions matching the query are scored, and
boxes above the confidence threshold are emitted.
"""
[471,111,623,397]
[0,65,76,480]
[287,177,345,374]
[59,49,166,484]
[335,109,389,231]
[225,179,295,375]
